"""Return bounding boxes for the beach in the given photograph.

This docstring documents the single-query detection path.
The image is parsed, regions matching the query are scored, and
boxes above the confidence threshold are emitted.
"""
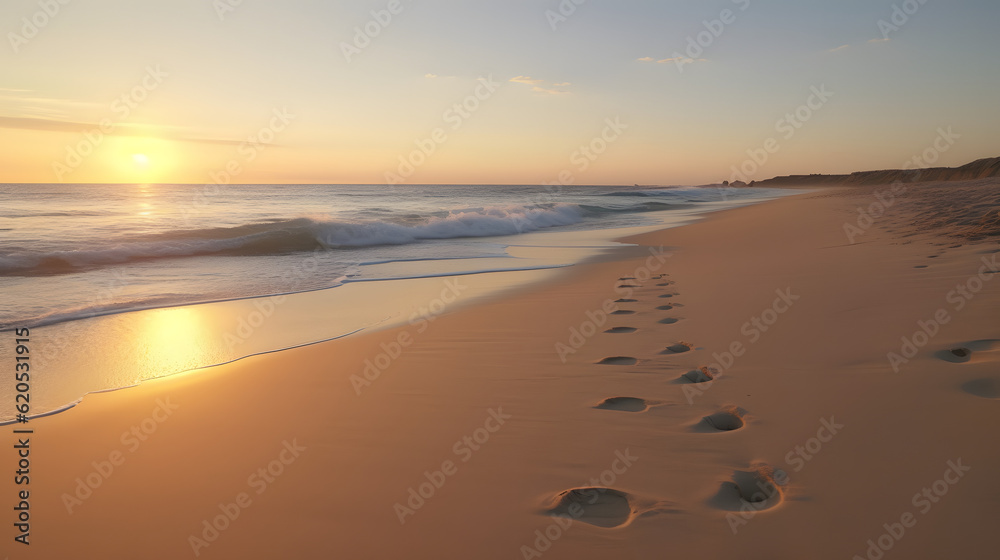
[5,178,997,559]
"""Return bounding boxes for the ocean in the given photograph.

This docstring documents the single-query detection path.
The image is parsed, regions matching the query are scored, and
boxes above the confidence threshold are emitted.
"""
[0,182,788,420]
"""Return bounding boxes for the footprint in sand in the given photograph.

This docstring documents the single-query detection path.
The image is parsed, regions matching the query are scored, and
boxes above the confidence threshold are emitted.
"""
[679,367,716,384]
[656,305,675,311]
[914,265,928,269]
[611,310,636,316]
[619,277,636,281]
[604,327,637,334]
[936,340,1000,364]
[618,284,641,289]
[597,356,638,365]
[656,282,674,287]
[594,396,655,412]
[658,318,681,325]
[692,406,746,432]
[662,342,694,354]
[615,298,638,303]
[658,294,676,299]
[961,378,1000,399]
[542,487,676,528]
[708,464,786,512]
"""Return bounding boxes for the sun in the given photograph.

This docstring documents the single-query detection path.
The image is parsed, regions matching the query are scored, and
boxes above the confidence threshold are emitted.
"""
[132,153,150,167]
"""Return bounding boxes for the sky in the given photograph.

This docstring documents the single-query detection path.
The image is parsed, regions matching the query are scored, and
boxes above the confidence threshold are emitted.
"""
[0,0,997,185]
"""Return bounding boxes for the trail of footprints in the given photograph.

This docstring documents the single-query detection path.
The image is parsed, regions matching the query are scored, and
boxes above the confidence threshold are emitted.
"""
[542,272,786,529]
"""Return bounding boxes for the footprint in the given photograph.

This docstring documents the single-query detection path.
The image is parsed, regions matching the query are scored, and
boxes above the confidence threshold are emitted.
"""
[658,318,681,325]
[618,284,640,288]
[656,282,674,287]
[939,347,972,363]
[680,367,715,384]
[597,356,638,366]
[914,265,928,269]
[619,277,636,281]
[615,299,638,303]
[961,378,1000,399]
[694,406,746,432]
[656,305,674,311]
[604,327,637,334]
[611,310,635,316]
[541,487,676,528]
[936,340,1000,364]
[708,464,785,512]
[658,294,675,299]
[594,397,654,412]
[662,342,694,354]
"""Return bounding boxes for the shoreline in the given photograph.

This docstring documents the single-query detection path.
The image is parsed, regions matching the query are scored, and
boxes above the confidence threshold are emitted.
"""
[6,180,998,559]
[1,193,792,423]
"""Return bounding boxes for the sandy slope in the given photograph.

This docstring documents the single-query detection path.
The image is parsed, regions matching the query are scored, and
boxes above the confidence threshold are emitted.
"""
[6,180,999,559]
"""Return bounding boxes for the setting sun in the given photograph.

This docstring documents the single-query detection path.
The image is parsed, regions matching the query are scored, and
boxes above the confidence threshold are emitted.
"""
[132,153,150,167]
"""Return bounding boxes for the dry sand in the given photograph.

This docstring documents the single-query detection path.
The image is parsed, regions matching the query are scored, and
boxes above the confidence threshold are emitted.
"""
[6,179,999,559]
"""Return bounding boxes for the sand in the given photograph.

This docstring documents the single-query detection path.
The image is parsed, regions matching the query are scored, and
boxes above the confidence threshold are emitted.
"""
[6,179,999,559]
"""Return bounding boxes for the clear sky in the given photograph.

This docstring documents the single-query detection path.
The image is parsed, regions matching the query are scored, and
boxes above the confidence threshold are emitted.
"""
[1,0,997,185]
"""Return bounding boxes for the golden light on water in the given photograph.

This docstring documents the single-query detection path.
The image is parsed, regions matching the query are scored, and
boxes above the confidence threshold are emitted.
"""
[134,308,215,377]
